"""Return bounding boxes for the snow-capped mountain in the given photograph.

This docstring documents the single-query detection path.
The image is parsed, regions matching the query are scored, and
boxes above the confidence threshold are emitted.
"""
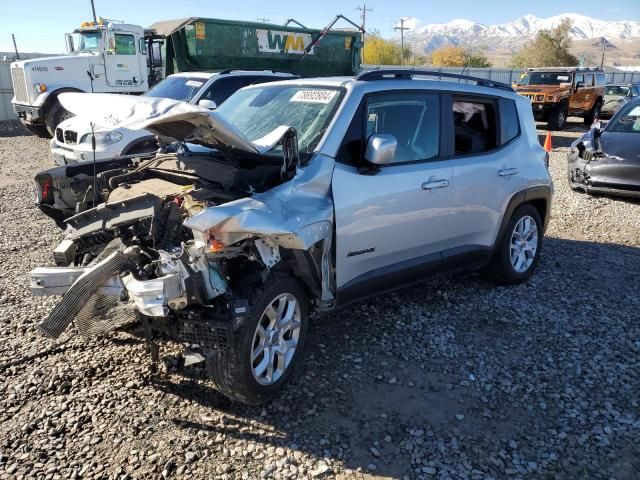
[403,13,640,52]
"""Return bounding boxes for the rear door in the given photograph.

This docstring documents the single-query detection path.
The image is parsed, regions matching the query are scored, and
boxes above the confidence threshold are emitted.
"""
[332,91,455,295]
[447,94,525,254]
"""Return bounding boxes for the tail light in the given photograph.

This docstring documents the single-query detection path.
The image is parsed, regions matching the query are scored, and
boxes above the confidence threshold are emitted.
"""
[34,173,54,204]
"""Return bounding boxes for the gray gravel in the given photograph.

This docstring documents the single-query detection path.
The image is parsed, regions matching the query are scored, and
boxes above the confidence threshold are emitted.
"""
[0,119,639,479]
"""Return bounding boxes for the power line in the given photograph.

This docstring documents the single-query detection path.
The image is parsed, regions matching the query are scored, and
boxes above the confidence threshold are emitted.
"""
[394,17,410,66]
[356,2,372,63]
[256,17,270,23]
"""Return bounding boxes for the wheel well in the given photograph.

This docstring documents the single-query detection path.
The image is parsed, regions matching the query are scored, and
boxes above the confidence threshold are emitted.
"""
[528,198,548,227]
[43,88,85,113]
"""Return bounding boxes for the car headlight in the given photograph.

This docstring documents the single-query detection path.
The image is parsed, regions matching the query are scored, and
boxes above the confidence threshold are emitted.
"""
[80,130,123,145]
[33,83,47,94]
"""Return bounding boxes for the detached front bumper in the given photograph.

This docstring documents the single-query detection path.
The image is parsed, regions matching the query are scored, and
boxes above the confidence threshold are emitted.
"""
[567,152,640,198]
[14,103,44,124]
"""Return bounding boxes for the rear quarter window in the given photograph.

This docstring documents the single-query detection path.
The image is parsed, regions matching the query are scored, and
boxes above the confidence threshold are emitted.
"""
[499,98,520,145]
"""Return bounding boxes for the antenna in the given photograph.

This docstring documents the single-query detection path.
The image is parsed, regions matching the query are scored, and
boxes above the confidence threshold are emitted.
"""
[394,17,410,66]
[12,34,19,60]
[89,0,97,23]
[356,2,373,63]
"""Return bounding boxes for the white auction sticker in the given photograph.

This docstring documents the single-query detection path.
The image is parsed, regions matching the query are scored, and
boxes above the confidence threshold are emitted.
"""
[185,80,204,88]
[290,90,337,104]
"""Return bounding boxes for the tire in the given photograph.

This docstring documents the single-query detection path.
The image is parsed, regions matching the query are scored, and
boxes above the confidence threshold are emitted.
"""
[45,99,74,137]
[206,273,309,405]
[21,122,51,138]
[485,204,543,285]
[547,104,567,131]
[583,100,601,126]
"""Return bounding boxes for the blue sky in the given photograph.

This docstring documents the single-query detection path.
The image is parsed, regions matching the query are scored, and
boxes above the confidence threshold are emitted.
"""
[1,0,638,53]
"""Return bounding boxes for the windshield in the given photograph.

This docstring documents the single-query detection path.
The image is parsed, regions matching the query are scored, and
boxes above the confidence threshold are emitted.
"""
[518,72,573,86]
[144,76,208,101]
[606,86,630,96]
[71,31,101,53]
[607,103,640,133]
[216,85,344,155]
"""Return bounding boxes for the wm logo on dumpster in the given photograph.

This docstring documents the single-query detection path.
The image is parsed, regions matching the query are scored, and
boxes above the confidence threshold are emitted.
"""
[257,29,314,55]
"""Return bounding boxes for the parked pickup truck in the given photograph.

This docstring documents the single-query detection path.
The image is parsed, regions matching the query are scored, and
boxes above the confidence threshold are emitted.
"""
[514,67,605,130]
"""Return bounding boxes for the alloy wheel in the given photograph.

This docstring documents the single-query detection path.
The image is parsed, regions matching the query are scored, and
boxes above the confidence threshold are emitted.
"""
[510,215,539,273]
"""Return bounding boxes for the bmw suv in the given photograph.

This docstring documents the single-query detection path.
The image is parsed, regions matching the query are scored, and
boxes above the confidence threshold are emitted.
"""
[31,69,553,404]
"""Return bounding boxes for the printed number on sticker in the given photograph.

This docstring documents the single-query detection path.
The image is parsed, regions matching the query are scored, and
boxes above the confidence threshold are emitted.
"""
[291,90,337,104]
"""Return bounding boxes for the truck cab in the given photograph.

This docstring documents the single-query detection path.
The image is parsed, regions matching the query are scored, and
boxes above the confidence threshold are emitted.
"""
[10,20,149,138]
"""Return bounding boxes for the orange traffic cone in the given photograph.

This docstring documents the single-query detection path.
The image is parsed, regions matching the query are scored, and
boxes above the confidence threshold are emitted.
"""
[543,131,552,152]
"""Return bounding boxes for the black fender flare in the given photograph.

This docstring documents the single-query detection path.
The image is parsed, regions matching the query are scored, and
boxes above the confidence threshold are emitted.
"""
[493,185,552,249]
[121,135,158,155]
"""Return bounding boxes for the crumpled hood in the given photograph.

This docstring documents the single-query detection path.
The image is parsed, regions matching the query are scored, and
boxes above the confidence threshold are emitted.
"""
[58,92,260,154]
[599,131,640,162]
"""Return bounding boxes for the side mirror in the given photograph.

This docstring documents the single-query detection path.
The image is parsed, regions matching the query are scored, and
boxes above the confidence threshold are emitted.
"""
[65,33,74,53]
[364,134,397,166]
[198,99,217,110]
[103,25,116,53]
[574,81,584,92]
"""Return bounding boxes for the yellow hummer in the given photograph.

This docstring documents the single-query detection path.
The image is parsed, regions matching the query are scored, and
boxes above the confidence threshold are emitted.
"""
[514,67,605,130]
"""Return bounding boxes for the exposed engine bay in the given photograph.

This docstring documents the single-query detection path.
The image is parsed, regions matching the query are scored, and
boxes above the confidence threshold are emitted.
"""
[31,94,336,352]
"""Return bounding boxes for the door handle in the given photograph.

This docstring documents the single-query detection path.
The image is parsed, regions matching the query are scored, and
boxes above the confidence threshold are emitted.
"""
[422,179,449,190]
[498,168,519,177]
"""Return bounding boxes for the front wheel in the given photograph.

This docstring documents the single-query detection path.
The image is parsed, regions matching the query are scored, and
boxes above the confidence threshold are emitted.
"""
[21,122,51,138]
[485,204,543,285]
[547,105,567,131]
[206,274,309,404]
[45,100,73,137]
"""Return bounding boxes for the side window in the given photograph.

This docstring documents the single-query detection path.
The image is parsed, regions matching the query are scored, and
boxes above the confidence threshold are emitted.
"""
[115,34,136,55]
[366,92,440,164]
[499,98,520,145]
[585,74,594,86]
[200,77,254,106]
[575,73,585,87]
[596,73,606,86]
[452,97,498,155]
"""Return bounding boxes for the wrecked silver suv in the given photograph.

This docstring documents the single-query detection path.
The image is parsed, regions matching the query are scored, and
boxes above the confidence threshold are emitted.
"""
[31,70,553,404]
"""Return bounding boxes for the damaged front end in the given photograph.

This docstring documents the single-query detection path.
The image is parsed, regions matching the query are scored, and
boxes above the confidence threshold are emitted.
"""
[30,95,336,358]
[568,126,640,198]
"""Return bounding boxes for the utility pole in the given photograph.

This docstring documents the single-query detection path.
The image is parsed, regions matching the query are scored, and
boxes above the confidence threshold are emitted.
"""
[594,37,607,69]
[257,17,270,23]
[89,0,97,23]
[12,34,19,59]
[394,17,409,66]
[356,2,372,64]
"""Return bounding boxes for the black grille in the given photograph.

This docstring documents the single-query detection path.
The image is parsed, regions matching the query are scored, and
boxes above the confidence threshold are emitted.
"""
[64,130,77,144]
[175,315,230,351]
[56,128,63,143]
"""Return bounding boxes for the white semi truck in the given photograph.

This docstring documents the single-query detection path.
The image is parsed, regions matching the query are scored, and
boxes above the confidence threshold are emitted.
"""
[10,20,159,137]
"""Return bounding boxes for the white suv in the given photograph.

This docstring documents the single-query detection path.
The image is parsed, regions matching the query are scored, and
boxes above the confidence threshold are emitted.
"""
[32,69,553,404]
[49,70,296,164]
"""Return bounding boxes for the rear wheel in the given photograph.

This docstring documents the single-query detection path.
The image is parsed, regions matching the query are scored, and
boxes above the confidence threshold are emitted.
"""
[547,105,567,131]
[45,99,74,137]
[485,204,543,285]
[21,122,51,138]
[206,274,309,404]
[584,100,601,126]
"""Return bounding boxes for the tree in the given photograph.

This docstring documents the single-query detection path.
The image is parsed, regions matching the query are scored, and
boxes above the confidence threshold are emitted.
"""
[363,30,402,65]
[511,19,579,68]
[431,45,492,67]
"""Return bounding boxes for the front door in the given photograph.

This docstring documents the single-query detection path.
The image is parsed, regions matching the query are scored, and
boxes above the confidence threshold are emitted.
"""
[104,32,143,90]
[332,91,454,294]
[570,73,587,113]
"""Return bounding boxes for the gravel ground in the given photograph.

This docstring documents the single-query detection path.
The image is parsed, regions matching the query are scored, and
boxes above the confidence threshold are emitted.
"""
[0,119,639,480]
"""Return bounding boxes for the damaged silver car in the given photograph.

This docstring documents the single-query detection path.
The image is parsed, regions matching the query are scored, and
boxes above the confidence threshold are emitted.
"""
[31,70,553,404]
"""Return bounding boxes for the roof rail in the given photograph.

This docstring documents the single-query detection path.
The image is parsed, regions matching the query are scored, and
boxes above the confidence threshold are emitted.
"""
[356,69,514,92]
[217,69,297,76]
